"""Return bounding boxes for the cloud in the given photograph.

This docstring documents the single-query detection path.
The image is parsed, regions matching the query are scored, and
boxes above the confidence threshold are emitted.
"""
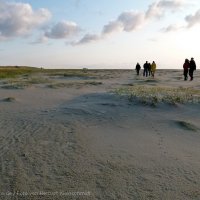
[161,24,182,32]
[102,11,145,35]
[75,11,146,45]
[146,2,163,19]
[158,0,184,9]
[146,0,184,19]
[74,0,185,45]
[185,9,200,28]
[30,35,48,44]
[0,1,51,40]
[45,21,80,39]
[162,7,200,32]
[102,21,122,35]
[72,34,101,45]
[117,11,145,32]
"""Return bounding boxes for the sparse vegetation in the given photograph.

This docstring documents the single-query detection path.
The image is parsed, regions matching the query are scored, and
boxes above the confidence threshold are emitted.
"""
[1,82,30,89]
[0,67,98,79]
[0,66,39,79]
[27,77,51,84]
[48,81,102,89]
[3,97,16,102]
[85,81,102,85]
[175,120,198,132]
[114,85,200,105]
[1,77,52,89]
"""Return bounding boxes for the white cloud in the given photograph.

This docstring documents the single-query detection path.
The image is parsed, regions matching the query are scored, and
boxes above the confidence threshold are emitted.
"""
[146,0,185,19]
[185,9,200,28]
[146,2,163,19]
[118,11,145,32]
[102,21,122,35]
[102,11,145,35]
[161,24,182,32]
[0,1,51,40]
[74,0,185,45]
[162,7,200,32]
[45,21,80,39]
[75,11,145,45]
[30,35,48,44]
[72,34,101,45]
[158,0,184,9]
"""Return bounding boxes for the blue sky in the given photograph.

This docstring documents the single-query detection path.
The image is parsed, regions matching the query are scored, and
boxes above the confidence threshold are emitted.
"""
[0,0,200,68]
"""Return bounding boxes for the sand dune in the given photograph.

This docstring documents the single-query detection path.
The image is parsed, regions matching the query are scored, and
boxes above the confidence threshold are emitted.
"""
[0,69,200,199]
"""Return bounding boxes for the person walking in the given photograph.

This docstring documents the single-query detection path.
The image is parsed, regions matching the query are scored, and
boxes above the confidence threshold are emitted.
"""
[135,63,141,75]
[189,57,196,81]
[151,61,157,77]
[183,59,190,81]
[143,61,149,77]
[148,62,151,76]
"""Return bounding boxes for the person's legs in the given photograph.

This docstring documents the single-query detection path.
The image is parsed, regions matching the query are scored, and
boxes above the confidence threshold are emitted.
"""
[184,70,188,80]
[189,70,193,81]
[145,69,148,77]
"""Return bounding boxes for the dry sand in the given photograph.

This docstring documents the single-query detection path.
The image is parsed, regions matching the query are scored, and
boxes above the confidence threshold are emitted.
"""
[0,69,200,200]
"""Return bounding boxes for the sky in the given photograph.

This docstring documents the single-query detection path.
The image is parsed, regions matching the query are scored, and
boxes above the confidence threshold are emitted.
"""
[0,0,200,69]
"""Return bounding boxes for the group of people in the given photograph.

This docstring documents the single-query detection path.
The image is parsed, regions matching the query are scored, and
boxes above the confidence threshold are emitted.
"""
[135,58,197,81]
[183,57,196,81]
[135,61,157,77]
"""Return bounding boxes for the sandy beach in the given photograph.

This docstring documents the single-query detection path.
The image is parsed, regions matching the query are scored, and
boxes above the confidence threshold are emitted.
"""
[0,68,200,200]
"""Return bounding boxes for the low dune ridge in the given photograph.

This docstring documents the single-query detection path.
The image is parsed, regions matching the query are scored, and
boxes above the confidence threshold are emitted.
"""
[0,68,200,199]
[174,120,199,132]
[2,97,16,102]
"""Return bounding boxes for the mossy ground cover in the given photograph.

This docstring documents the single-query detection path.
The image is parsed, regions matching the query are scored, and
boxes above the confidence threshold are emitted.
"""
[0,66,39,79]
[114,85,200,105]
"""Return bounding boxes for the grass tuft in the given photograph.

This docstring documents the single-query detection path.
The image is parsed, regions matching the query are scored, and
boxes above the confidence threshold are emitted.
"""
[0,66,39,79]
[114,85,200,105]
[3,97,16,102]
[175,120,198,132]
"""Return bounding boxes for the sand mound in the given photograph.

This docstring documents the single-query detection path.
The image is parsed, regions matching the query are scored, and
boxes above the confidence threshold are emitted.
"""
[2,97,16,102]
[175,120,199,132]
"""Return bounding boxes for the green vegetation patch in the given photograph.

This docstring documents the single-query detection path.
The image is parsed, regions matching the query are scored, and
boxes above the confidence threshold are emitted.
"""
[114,85,200,105]
[0,66,39,79]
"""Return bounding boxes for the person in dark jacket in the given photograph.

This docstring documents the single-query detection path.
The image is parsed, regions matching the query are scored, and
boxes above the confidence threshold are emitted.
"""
[183,59,190,81]
[147,62,151,76]
[143,61,149,77]
[135,63,141,75]
[189,57,196,81]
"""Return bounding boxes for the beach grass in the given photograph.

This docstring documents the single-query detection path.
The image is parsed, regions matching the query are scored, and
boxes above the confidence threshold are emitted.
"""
[175,120,199,132]
[0,67,97,79]
[0,66,39,79]
[114,85,200,105]
[1,77,52,89]
[3,97,16,102]
[48,80,102,89]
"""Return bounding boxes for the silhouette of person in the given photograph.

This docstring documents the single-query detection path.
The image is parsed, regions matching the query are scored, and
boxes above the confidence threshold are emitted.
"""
[151,61,156,77]
[143,61,149,77]
[183,59,190,81]
[189,57,196,81]
[135,63,141,75]
[148,62,151,76]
